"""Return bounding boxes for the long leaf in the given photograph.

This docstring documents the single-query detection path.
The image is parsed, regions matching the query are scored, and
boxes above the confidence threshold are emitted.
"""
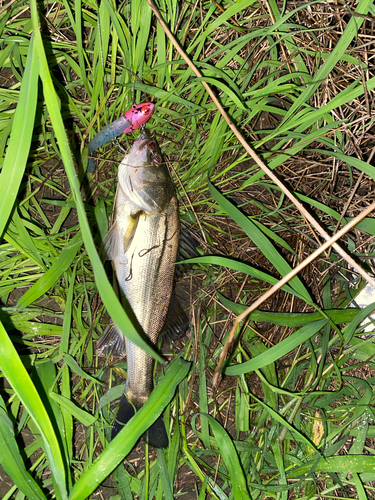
[289,455,375,477]
[225,319,328,375]
[218,293,360,326]
[201,414,250,499]
[0,34,38,238]
[17,232,82,311]
[208,179,311,302]
[182,255,307,300]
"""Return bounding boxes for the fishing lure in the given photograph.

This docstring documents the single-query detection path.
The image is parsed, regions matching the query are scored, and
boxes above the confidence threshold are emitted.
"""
[87,102,154,172]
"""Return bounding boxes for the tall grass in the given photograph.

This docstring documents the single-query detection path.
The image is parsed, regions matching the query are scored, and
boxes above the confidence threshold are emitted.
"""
[1,0,375,498]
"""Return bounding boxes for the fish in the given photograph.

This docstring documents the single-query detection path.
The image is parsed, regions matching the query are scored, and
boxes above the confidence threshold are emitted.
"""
[97,128,179,448]
[87,102,154,173]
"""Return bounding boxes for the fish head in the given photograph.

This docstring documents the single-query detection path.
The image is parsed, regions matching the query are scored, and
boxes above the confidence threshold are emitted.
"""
[118,130,175,213]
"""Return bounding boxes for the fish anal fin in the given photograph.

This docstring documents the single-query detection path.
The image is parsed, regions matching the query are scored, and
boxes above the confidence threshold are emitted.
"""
[97,324,126,357]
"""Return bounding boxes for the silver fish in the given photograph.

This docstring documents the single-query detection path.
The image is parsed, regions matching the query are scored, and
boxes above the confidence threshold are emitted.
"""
[97,128,179,448]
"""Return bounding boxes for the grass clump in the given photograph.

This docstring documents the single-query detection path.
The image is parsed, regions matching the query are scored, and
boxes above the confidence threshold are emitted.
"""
[0,0,375,498]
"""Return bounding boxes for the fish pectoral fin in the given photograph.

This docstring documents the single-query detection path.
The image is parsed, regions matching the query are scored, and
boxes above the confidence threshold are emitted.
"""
[97,323,126,357]
[123,210,142,252]
[101,221,119,261]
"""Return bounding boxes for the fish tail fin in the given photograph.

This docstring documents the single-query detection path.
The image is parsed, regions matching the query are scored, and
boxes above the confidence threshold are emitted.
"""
[111,394,135,439]
[146,417,169,449]
[111,395,169,448]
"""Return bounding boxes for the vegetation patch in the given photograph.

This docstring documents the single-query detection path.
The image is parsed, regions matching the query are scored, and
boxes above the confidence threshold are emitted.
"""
[1,0,375,498]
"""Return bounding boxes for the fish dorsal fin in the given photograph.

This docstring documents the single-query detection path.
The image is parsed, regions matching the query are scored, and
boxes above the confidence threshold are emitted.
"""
[123,210,142,253]
[175,228,201,278]
[101,221,120,261]
[162,293,189,340]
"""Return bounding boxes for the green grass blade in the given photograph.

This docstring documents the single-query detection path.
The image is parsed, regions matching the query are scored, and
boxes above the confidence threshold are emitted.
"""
[250,392,320,455]
[201,414,250,499]
[218,293,359,326]
[60,265,76,355]
[11,210,46,269]
[225,319,328,375]
[112,464,134,500]
[199,325,210,449]
[183,256,306,300]
[17,232,82,311]
[289,456,375,477]
[61,365,73,463]
[74,0,89,94]
[49,393,97,426]
[208,179,311,302]
[352,472,368,500]
[34,360,72,490]
[63,353,100,383]
[0,322,68,500]
[0,33,38,239]
[157,449,174,499]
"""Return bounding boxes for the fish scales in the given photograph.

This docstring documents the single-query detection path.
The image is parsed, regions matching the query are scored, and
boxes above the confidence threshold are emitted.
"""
[98,128,179,448]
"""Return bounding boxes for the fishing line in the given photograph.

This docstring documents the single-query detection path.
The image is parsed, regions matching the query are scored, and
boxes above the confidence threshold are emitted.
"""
[139,245,160,257]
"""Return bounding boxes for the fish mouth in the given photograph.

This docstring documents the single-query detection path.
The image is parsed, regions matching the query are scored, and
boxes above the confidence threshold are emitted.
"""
[136,128,158,155]
[137,127,152,141]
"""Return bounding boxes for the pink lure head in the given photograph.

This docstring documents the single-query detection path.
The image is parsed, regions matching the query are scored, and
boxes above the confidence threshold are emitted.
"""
[123,102,154,133]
